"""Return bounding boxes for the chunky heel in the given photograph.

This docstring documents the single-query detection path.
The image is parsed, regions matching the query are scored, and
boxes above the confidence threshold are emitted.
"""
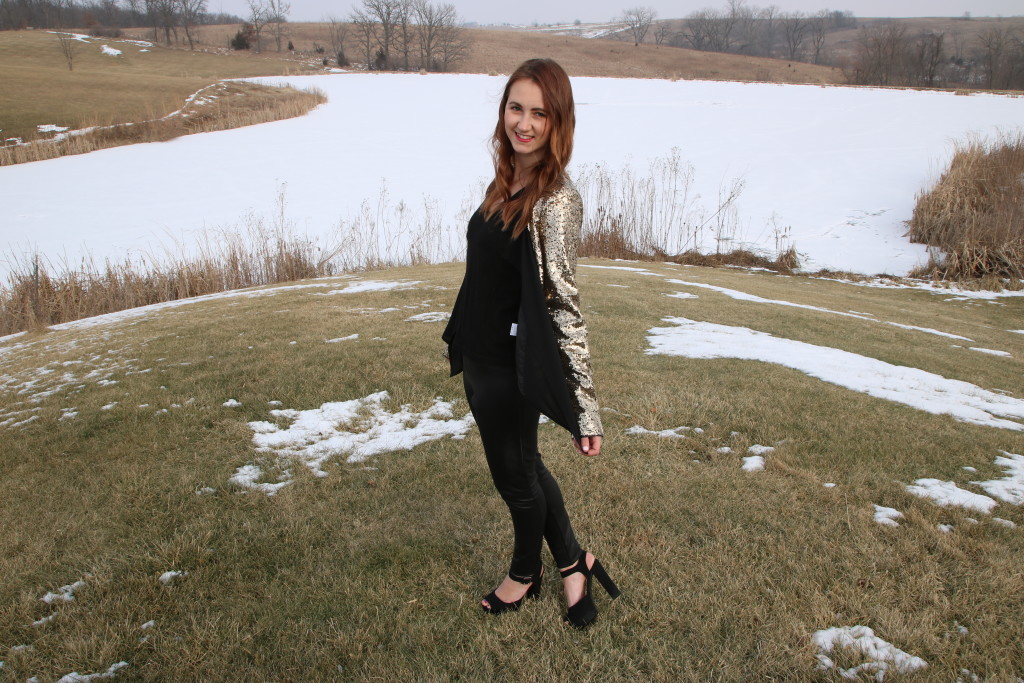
[560,551,619,629]
[591,560,621,599]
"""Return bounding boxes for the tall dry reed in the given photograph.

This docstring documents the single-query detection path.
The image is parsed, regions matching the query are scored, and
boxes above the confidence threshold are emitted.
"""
[908,132,1024,281]
[0,191,340,335]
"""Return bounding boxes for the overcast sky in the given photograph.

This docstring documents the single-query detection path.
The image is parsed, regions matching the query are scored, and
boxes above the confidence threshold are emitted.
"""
[210,0,1022,24]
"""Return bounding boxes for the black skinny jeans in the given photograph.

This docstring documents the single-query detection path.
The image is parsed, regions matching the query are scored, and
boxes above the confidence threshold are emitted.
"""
[462,355,582,581]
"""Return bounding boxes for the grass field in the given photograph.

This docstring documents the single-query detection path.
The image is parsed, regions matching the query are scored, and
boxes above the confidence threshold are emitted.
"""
[1,260,1022,680]
[0,30,320,143]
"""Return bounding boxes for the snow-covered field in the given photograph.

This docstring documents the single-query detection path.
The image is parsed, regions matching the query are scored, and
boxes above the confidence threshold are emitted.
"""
[3,73,1024,279]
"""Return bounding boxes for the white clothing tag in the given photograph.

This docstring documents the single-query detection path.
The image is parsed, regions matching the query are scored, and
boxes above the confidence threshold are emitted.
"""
[510,323,518,336]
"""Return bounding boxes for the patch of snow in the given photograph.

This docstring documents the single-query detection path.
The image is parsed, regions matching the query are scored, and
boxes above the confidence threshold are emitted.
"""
[741,455,765,472]
[873,505,903,527]
[625,425,691,439]
[823,482,837,488]
[32,613,57,627]
[970,451,1024,505]
[580,264,658,275]
[57,661,128,682]
[884,322,972,341]
[236,391,474,494]
[812,625,927,679]
[405,312,450,322]
[646,317,1024,431]
[141,620,156,629]
[314,280,422,295]
[325,334,359,343]
[41,580,86,604]
[969,347,1011,357]
[159,570,187,585]
[37,124,70,134]
[100,44,122,56]
[993,517,1017,528]
[938,523,954,533]
[222,399,242,407]
[666,279,873,320]
[748,444,775,455]
[905,479,998,514]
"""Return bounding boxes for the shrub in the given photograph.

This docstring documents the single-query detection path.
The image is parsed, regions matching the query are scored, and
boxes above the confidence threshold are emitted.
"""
[908,132,1024,281]
[230,25,253,50]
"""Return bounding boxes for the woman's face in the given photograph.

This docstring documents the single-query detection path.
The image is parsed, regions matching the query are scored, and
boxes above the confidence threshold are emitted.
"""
[504,78,550,167]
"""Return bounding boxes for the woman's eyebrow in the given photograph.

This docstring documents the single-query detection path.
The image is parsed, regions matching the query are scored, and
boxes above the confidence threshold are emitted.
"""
[508,99,545,112]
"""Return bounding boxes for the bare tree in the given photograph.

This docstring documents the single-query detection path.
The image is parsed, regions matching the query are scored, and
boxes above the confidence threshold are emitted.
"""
[151,0,179,44]
[393,0,413,70]
[56,30,78,70]
[349,7,377,67]
[683,5,737,53]
[178,0,206,49]
[266,0,289,51]
[976,27,1022,89]
[780,11,808,61]
[753,5,779,57]
[910,31,945,87]
[729,0,758,55]
[621,6,655,46]
[808,10,829,64]
[436,2,468,71]
[411,0,441,69]
[847,22,909,86]
[361,0,404,69]
[652,21,672,46]
[326,14,349,66]
[47,0,78,69]
[246,0,269,52]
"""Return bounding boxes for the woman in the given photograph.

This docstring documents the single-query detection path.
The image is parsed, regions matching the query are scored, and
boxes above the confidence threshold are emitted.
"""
[442,58,619,629]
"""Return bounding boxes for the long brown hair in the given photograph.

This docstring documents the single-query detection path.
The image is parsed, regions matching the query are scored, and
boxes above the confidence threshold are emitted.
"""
[481,58,576,238]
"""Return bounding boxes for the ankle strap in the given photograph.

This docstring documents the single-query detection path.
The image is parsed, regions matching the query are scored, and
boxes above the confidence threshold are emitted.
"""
[508,571,534,585]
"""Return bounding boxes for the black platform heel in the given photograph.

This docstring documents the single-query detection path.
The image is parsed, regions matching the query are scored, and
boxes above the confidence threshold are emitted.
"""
[481,566,543,615]
[560,551,620,629]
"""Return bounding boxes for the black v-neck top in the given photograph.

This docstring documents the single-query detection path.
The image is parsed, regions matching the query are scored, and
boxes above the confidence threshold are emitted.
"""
[448,204,523,367]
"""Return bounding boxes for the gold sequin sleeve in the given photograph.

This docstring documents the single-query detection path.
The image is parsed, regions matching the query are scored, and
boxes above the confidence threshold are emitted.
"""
[528,177,603,437]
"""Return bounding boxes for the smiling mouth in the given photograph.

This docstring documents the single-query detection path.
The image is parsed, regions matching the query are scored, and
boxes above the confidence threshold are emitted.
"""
[515,132,534,143]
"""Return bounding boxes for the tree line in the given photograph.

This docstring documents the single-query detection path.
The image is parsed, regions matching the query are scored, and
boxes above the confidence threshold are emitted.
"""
[845,22,1024,90]
[340,0,468,72]
[0,0,239,41]
[619,2,1023,90]
[619,2,855,64]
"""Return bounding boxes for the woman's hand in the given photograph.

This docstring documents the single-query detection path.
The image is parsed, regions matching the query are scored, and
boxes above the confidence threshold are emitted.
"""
[574,435,602,457]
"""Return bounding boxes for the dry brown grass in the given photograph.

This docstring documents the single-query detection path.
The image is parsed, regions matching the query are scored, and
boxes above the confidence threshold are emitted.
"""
[1,260,1021,680]
[1,81,324,166]
[907,132,1024,281]
[463,27,842,83]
